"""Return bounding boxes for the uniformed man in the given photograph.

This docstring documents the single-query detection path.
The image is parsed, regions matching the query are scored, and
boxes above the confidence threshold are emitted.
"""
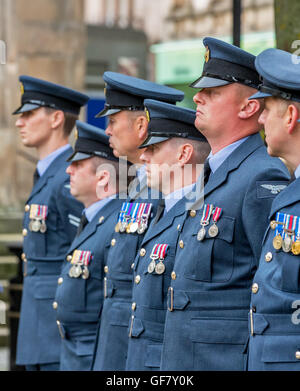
[53,121,124,371]
[14,76,89,371]
[246,48,300,370]
[91,72,184,371]
[160,37,291,371]
[125,99,210,371]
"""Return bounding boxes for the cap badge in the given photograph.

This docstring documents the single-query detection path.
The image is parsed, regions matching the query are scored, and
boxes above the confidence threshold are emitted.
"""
[145,108,150,122]
[205,46,210,63]
[20,82,24,96]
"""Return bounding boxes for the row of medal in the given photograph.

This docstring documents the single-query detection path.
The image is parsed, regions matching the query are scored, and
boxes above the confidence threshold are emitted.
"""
[68,250,92,279]
[197,204,222,242]
[270,212,300,255]
[147,244,169,275]
[28,204,48,233]
[115,202,152,235]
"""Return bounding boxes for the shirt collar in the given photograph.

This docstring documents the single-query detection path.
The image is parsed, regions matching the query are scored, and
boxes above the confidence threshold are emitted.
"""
[37,144,70,177]
[164,183,195,214]
[208,136,249,173]
[84,195,116,223]
[295,164,300,179]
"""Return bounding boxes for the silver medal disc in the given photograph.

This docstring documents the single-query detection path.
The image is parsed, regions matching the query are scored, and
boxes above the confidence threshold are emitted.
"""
[137,223,147,234]
[82,266,90,280]
[32,219,41,232]
[155,261,165,275]
[282,236,292,253]
[147,260,156,274]
[72,264,83,278]
[208,224,219,238]
[197,227,206,241]
[130,222,139,233]
[40,220,47,233]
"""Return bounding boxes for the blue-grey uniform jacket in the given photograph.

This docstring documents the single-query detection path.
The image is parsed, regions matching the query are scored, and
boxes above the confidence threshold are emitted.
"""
[125,195,190,371]
[16,147,83,365]
[160,133,290,371]
[92,178,159,371]
[54,198,123,371]
[248,176,300,371]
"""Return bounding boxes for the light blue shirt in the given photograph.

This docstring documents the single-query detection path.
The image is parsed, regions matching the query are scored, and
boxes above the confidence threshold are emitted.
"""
[208,137,249,173]
[295,164,300,179]
[84,195,116,223]
[164,183,195,215]
[37,144,71,177]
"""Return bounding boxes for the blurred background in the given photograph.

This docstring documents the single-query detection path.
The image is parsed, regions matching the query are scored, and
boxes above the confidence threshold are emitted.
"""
[0,0,299,371]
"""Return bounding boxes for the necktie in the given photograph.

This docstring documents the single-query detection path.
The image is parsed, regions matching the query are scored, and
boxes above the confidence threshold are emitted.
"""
[33,168,40,185]
[203,159,211,186]
[76,213,88,236]
[153,198,165,224]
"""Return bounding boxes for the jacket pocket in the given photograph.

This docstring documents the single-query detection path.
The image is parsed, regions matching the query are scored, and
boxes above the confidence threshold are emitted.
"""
[261,335,300,365]
[184,216,235,282]
[190,317,248,371]
[145,343,162,368]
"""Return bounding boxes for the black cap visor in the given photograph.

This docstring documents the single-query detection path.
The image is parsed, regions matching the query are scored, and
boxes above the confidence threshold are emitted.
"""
[139,135,170,149]
[190,76,231,89]
[12,103,42,115]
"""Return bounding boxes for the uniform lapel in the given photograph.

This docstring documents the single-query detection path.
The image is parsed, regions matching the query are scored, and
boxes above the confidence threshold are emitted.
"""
[204,133,264,198]
[269,177,300,217]
[27,146,72,202]
[68,198,123,252]
[142,195,188,243]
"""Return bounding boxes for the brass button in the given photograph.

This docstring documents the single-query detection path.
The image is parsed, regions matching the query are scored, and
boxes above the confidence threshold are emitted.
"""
[265,252,273,262]
[22,229,28,237]
[295,351,300,360]
[99,216,105,224]
[177,224,181,231]
[131,263,135,269]
[179,240,184,249]
[52,302,58,310]
[104,266,109,274]
[132,302,136,311]
[252,283,259,294]
[140,248,146,257]
[135,275,141,284]
[190,210,196,217]
[270,220,277,230]
[58,277,63,285]
[171,271,176,280]
[24,205,30,212]
[21,253,26,260]
[66,255,72,262]
[111,239,116,246]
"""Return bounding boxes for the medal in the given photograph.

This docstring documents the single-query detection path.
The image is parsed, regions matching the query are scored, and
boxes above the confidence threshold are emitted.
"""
[82,266,90,280]
[292,239,300,255]
[130,222,139,233]
[197,204,214,242]
[273,235,283,250]
[73,264,83,278]
[149,244,168,275]
[115,222,121,233]
[272,212,285,250]
[155,261,165,275]
[40,220,47,233]
[197,227,206,241]
[29,204,48,233]
[282,234,292,253]
[31,219,41,232]
[208,207,222,238]
[148,260,156,274]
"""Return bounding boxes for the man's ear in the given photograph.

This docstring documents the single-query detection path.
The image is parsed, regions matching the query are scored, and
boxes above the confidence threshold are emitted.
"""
[134,115,149,142]
[285,103,299,135]
[50,110,65,130]
[177,143,194,167]
[238,98,261,119]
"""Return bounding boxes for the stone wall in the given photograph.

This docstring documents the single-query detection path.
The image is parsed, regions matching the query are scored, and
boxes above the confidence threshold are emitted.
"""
[0,0,86,213]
